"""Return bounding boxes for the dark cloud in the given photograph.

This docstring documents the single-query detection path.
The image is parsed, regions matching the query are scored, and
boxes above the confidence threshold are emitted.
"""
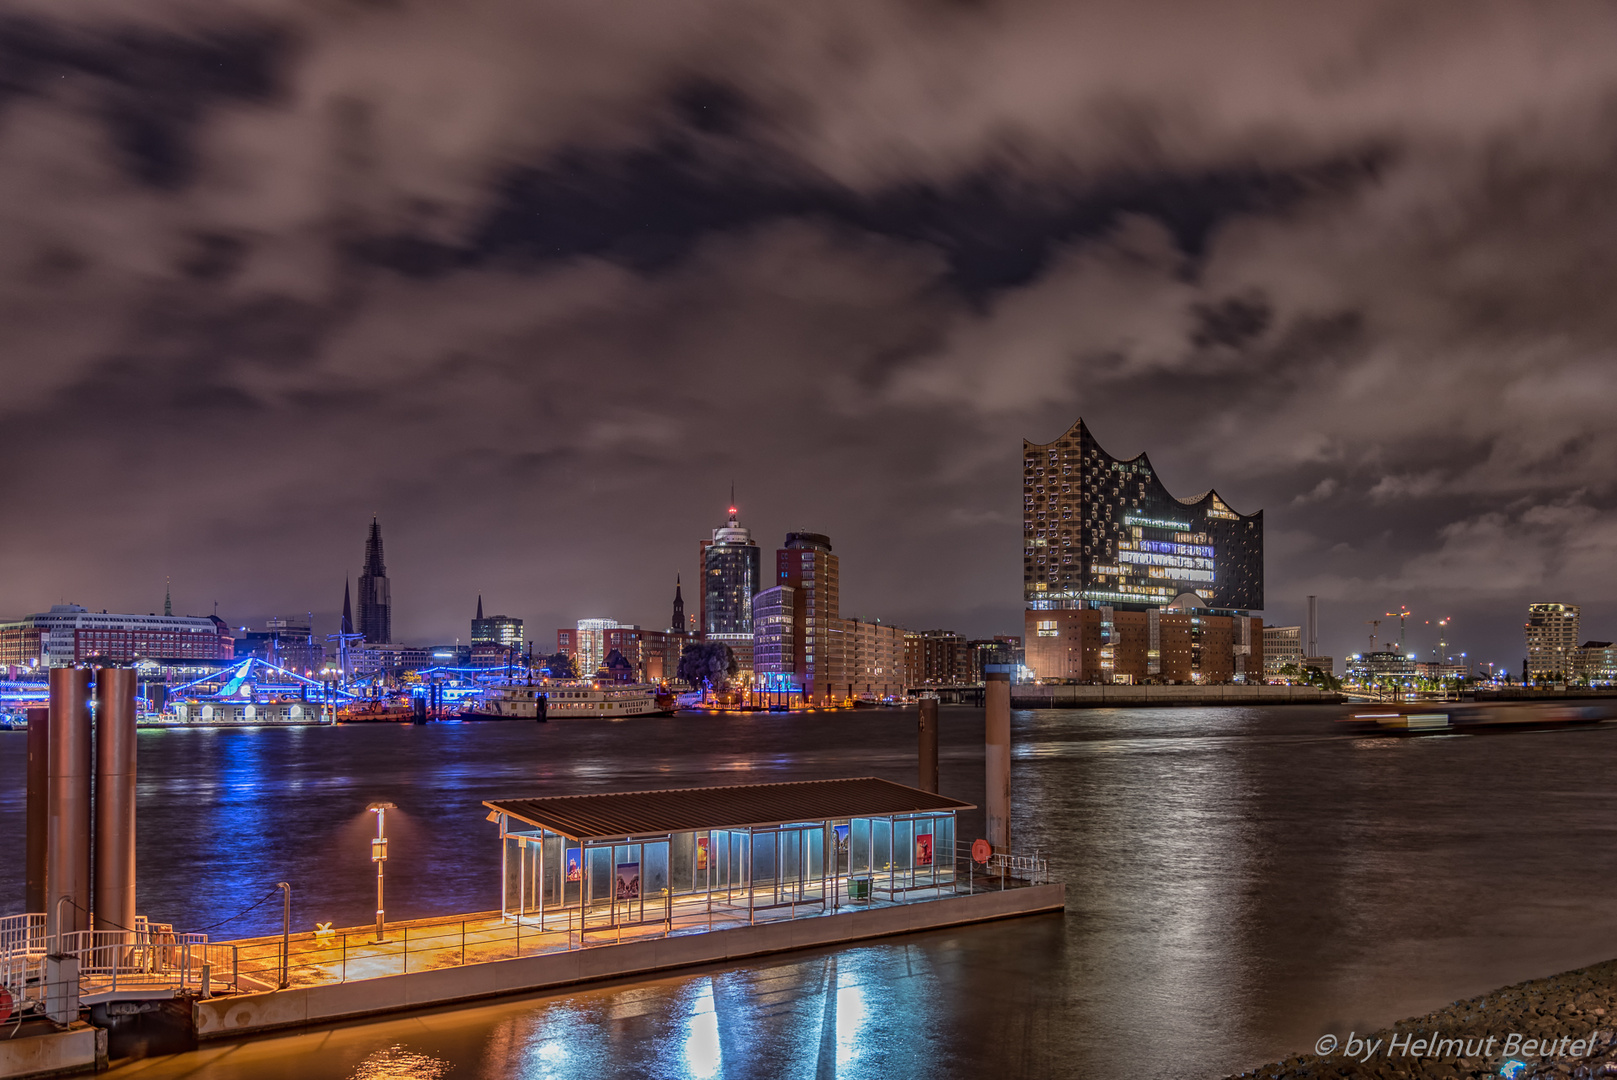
[3,0,1617,668]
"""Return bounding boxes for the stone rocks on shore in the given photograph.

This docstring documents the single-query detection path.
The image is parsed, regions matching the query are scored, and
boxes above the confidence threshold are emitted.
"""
[1229,958,1617,1080]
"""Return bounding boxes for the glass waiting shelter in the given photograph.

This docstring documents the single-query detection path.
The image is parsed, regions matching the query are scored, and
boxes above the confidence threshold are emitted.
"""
[486,777,973,933]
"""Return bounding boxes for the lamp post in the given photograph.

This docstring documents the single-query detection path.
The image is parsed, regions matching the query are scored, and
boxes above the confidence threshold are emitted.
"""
[367,802,396,942]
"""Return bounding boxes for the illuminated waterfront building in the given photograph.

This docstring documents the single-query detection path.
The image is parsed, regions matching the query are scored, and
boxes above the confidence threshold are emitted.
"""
[752,585,797,690]
[1346,651,1417,683]
[1525,602,1580,681]
[848,618,906,699]
[1023,418,1264,684]
[0,603,235,669]
[559,618,626,677]
[904,630,970,687]
[1263,625,1303,675]
[1574,641,1617,685]
[357,516,392,644]
[701,503,761,674]
[603,626,697,682]
[777,532,848,704]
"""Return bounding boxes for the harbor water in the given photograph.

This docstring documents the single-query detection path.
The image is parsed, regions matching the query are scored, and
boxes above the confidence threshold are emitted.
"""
[3,705,1616,1079]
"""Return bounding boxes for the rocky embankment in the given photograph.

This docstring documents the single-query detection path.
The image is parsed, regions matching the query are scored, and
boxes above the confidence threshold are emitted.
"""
[1230,959,1617,1079]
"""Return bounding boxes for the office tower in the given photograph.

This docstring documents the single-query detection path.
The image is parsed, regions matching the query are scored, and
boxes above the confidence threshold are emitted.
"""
[701,503,761,673]
[357,516,392,644]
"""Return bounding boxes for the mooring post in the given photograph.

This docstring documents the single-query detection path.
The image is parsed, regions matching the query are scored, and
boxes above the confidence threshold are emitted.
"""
[277,882,291,989]
[985,673,1011,858]
[94,668,138,958]
[918,697,939,793]
[25,706,49,917]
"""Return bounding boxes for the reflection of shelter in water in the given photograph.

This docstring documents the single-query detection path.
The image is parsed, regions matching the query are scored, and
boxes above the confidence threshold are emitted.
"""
[489,777,970,933]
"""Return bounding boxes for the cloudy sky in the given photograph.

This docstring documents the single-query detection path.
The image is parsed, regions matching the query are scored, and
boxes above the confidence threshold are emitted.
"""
[1,0,1614,668]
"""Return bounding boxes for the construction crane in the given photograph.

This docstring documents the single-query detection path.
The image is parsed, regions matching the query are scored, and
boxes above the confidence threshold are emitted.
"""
[1385,607,1412,655]
[1430,617,1452,664]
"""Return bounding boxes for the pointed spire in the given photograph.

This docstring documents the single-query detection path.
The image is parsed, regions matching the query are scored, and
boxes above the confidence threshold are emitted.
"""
[164,577,172,617]
[476,594,484,621]
[342,578,353,635]
[364,516,386,576]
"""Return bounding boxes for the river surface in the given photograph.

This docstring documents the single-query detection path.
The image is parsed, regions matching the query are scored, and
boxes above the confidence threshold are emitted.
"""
[4,705,1617,1079]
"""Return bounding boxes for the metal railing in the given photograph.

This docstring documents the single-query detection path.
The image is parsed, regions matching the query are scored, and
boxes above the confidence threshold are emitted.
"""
[953,842,1052,890]
[0,915,239,1016]
[1,853,1059,1008]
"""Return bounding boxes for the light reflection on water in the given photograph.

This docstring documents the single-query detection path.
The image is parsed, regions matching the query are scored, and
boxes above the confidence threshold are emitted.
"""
[4,706,1617,1078]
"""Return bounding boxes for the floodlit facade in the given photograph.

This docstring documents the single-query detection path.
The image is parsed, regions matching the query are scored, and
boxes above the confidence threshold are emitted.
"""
[1023,418,1264,683]
[1525,603,1580,681]
[702,505,762,675]
[777,532,847,703]
[752,585,797,690]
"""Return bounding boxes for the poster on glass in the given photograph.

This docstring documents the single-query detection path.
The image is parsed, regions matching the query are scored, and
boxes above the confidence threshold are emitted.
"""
[565,849,582,882]
[696,836,709,871]
[915,832,933,867]
[616,862,641,901]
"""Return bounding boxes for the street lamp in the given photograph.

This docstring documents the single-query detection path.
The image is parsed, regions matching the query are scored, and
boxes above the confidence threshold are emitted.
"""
[367,801,396,942]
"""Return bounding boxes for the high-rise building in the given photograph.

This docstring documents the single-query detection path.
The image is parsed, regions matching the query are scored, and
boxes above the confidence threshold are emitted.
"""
[701,503,761,674]
[1525,603,1580,681]
[777,532,847,703]
[471,596,524,648]
[752,585,797,690]
[672,576,686,633]
[1023,419,1264,684]
[357,516,392,644]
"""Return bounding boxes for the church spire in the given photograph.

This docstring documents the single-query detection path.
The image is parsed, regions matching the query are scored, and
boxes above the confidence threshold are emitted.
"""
[164,577,172,617]
[342,578,353,635]
[672,574,686,633]
[476,594,484,621]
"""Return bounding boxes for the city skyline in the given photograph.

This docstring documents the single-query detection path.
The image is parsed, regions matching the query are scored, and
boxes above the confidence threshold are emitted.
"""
[5,5,1617,669]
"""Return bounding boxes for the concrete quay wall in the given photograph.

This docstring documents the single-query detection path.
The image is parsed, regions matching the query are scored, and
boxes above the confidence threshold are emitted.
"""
[0,1025,105,1080]
[1011,684,1343,708]
[196,884,1064,1040]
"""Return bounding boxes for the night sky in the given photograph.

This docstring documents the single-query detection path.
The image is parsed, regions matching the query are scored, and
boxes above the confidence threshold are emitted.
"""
[1,1,1613,669]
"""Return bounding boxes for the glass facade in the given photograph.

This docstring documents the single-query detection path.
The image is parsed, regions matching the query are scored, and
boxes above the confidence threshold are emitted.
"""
[500,811,961,930]
[1024,419,1263,613]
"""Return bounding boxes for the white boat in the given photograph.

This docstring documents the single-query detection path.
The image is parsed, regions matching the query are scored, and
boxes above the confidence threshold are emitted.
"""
[539,682,671,719]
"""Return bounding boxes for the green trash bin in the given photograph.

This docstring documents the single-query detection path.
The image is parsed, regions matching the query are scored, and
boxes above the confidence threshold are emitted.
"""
[848,878,870,903]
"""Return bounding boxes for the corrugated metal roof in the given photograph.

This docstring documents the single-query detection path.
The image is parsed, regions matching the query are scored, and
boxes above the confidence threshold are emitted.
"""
[485,777,973,842]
